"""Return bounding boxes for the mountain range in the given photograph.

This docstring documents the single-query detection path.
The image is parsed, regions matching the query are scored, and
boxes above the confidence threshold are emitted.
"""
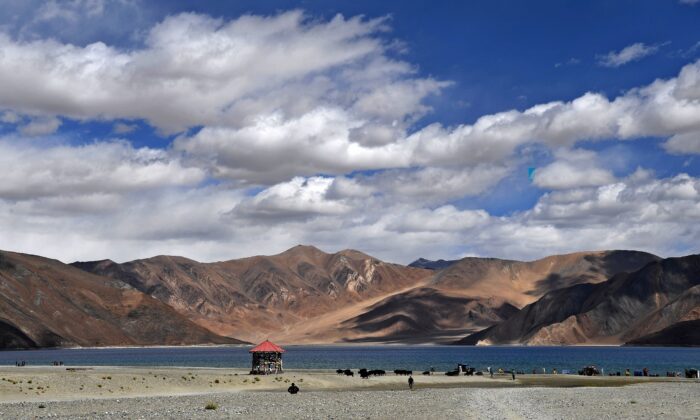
[1,245,698,349]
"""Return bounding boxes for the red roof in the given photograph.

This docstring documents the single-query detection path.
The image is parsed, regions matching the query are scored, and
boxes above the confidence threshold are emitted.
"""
[249,340,285,353]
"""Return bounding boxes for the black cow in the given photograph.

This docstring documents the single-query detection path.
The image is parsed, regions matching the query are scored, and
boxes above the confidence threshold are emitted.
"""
[344,369,354,377]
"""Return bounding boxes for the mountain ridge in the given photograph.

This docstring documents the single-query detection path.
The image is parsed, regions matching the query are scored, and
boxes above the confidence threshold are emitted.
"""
[454,254,700,346]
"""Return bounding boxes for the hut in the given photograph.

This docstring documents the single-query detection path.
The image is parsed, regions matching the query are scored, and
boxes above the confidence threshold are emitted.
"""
[249,340,285,374]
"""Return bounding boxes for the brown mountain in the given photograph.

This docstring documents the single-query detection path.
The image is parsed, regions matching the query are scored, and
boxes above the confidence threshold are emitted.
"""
[73,247,658,345]
[430,250,660,307]
[454,254,700,346]
[72,245,433,344]
[328,250,658,344]
[336,287,519,344]
[0,250,245,349]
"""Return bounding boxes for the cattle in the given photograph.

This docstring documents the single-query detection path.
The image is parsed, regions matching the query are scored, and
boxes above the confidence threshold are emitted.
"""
[445,370,460,376]
[357,368,386,378]
[394,369,412,376]
[578,366,600,376]
[343,369,354,377]
[336,369,344,375]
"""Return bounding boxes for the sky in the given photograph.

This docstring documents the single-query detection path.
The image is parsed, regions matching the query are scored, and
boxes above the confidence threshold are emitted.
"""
[1,0,700,264]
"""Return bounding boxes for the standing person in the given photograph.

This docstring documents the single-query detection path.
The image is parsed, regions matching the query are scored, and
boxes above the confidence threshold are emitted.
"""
[511,370,516,380]
[408,375,414,390]
[488,366,493,378]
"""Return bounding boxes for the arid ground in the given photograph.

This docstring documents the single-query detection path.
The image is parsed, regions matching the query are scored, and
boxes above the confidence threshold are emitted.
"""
[0,366,698,419]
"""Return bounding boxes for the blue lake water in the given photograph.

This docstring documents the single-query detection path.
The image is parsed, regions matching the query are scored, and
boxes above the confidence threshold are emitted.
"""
[1,346,698,374]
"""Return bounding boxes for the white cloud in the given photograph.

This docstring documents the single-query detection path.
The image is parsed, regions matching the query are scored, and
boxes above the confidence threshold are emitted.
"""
[0,11,443,134]
[385,205,489,233]
[664,131,700,154]
[0,111,21,124]
[19,116,61,136]
[230,176,350,220]
[597,42,662,67]
[0,139,204,200]
[680,0,699,5]
[466,172,700,259]
[113,122,137,134]
[1,11,700,264]
[533,148,616,189]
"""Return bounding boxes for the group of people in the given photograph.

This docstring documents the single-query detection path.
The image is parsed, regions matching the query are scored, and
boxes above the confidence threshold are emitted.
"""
[486,366,516,380]
[14,360,65,367]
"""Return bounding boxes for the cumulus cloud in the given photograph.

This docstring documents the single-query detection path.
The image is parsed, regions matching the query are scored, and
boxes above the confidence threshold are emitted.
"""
[664,131,700,154]
[230,176,350,221]
[466,172,700,259]
[0,11,444,134]
[597,42,663,67]
[1,11,700,264]
[533,148,616,189]
[0,139,204,200]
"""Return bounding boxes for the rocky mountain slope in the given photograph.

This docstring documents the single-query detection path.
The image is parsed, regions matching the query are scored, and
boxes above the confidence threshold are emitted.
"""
[0,251,245,349]
[430,250,660,307]
[73,245,432,343]
[72,247,659,345]
[455,254,700,346]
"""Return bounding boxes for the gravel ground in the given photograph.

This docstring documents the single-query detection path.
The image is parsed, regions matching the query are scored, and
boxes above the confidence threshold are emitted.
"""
[1,382,698,419]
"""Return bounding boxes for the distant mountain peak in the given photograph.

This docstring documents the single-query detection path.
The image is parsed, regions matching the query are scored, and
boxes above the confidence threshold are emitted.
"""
[408,258,458,270]
[278,244,326,256]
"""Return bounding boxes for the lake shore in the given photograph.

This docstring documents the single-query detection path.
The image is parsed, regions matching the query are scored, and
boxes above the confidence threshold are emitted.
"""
[0,366,698,418]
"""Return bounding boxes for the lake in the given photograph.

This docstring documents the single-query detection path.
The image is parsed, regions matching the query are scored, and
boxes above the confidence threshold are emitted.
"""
[1,345,698,374]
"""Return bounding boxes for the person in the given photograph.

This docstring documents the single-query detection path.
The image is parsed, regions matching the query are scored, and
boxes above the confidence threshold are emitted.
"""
[408,375,414,390]
[287,383,299,394]
[488,366,492,378]
[511,369,516,380]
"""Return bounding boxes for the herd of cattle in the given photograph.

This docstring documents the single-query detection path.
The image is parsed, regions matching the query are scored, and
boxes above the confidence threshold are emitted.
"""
[334,366,700,379]
[335,367,482,378]
[336,368,408,378]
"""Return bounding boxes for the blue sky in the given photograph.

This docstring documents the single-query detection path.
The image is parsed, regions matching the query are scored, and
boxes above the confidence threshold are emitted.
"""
[0,0,699,263]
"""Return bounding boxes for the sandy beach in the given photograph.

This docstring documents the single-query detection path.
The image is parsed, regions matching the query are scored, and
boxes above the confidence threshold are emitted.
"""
[0,366,698,419]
